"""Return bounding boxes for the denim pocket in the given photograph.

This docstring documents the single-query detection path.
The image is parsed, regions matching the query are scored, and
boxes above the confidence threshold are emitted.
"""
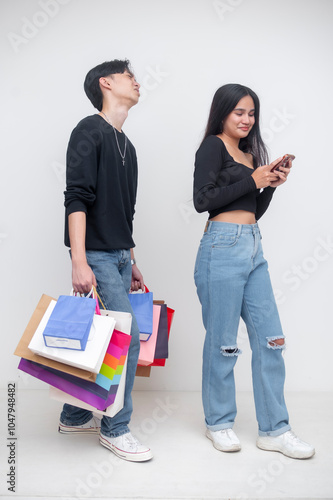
[212,233,239,248]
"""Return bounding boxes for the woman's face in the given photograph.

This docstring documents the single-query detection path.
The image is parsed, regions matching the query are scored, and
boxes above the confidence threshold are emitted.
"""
[222,95,255,140]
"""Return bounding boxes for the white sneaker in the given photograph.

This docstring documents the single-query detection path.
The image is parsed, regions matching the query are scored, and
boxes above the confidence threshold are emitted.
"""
[256,430,315,459]
[59,415,101,434]
[99,431,153,462]
[206,428,241,452]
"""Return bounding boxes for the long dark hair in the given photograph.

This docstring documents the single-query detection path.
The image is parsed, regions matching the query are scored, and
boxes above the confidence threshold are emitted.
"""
[202,83,269,166]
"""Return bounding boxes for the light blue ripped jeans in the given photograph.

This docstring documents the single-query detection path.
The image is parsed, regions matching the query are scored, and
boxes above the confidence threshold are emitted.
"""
[194,221,290,437]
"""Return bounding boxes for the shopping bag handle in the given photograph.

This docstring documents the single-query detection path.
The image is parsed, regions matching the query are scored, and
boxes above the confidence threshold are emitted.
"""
[71,287,94,298]
[93,286,106,311]
[70,286,105,313]
[129,284,150,294]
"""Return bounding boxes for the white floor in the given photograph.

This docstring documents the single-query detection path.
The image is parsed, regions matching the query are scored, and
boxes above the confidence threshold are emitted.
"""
[0,390,332,500]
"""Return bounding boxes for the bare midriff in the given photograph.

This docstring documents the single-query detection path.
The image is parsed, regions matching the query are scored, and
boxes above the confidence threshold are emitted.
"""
[210,210,256,225]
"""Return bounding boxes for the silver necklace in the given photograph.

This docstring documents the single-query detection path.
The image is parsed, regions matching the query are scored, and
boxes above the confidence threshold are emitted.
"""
[101,111,127,166]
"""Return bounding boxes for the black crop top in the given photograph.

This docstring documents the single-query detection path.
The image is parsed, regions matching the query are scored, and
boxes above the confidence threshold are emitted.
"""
[193,135,275,220]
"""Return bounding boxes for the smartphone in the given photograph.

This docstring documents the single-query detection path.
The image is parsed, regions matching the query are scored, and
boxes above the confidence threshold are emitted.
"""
[271,154,295,172]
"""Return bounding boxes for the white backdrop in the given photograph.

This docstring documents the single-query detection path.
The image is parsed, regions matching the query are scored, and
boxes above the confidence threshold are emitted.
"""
[1,0,332,393]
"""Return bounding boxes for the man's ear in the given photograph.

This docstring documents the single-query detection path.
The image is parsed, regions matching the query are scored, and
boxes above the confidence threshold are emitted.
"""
[99,76,112,90]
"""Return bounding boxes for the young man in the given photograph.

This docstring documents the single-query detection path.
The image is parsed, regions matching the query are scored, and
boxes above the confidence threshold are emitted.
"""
[59,59,153,462]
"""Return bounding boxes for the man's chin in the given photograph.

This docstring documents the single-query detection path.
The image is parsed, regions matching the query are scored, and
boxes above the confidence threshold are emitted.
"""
[130,95,140,106]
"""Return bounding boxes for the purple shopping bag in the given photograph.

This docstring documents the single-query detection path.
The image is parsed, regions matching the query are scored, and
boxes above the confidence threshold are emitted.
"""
[18,329,131,411]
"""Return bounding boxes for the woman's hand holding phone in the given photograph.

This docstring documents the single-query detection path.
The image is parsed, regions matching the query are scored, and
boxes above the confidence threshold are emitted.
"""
[269,154,294,187]
[251,161,281,189]
[270,154,295,172]
[252,155,294,189]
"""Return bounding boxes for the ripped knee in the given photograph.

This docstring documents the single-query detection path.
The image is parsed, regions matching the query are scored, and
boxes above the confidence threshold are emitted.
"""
[221,345,242,357]
[267,336,286,350]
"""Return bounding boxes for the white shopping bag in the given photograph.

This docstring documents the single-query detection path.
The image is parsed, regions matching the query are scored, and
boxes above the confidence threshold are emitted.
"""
[28,300,116,373]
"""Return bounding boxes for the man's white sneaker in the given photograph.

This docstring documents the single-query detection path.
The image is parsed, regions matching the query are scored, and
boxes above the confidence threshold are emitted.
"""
[58,415,101,434]
[256,430,315,459]
[206,428,241,452]
[99,432,153,462]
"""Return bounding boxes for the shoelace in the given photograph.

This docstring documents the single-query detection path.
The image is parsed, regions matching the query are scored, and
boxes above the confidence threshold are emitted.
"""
[221,429,238,443]
[284,431,301,443]
[124,433,141,450]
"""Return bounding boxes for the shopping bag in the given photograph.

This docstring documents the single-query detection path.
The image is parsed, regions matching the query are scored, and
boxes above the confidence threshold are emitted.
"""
[41,328,129,393]
[49,309,132,415]
[137,304,160,366]
[14,295,98,381]
[99,309,132,335]
[153,304,169,359]
[18,327,131,410]
[135,300,175,375]
[94,329,131,394]
[42,294,96,350]
[17,308,133,410]
[135,366,151,377]
[149,306,175,367]
[128,286,153,341]
[71,286,101,316]
[28,299,116,373]
[49,351,127,417]
[18,356,125,411]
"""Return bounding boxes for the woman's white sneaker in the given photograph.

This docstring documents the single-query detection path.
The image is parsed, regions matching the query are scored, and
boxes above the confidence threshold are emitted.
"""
[256,430,315,459]
[99,431,153,462]
[206,428,241,452]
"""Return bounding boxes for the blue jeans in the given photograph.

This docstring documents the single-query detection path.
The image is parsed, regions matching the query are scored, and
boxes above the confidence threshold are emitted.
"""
[194,221,290,437]
[60,249,140,437]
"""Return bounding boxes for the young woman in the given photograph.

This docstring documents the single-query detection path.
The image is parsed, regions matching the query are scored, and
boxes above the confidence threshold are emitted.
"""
[193,84,314,459]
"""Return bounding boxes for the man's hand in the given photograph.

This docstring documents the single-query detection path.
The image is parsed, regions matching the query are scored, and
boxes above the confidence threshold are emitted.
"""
[68,211,97,294]
[131,264,144,292]
[72,260,97,294]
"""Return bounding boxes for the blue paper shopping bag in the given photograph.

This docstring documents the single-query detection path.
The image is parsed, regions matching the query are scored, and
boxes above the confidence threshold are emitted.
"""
[128,287,153,341]
[42,295,96,351]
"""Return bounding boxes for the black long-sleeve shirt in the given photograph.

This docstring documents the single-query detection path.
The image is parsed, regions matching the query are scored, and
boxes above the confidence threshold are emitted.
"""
[64,114,138,250]
[193,135,275,220]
